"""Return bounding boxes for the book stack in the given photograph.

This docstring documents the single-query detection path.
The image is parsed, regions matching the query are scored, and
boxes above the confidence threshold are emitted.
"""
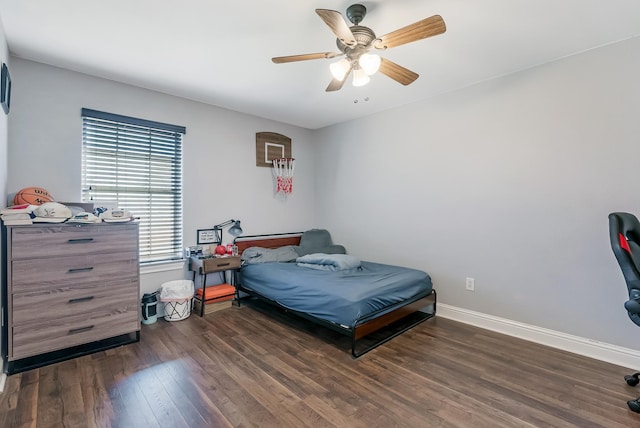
[194,283,236,314]
[1,204,36,225]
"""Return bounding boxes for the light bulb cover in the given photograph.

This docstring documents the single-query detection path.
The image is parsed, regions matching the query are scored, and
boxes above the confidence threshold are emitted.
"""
[359,53,381,76]
[329,59,351,81]
[228,220,243,237]
[352,68,370,87]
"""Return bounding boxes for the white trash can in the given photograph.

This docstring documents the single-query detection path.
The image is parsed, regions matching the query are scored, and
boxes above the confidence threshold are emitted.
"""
[160,280,194,321]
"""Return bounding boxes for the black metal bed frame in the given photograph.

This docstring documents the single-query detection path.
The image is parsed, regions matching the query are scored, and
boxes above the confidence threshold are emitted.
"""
[235,284,436,357]
[232,232,437,357]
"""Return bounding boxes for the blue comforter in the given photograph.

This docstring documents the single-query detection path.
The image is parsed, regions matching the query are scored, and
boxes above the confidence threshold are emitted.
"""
[238,261,432,327]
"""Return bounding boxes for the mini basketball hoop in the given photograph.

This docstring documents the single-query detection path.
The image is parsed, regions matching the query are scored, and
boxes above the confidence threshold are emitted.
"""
[272,158,295,196]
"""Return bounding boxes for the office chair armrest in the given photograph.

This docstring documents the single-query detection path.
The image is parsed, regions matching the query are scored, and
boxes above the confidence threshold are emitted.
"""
[625,289,640,314]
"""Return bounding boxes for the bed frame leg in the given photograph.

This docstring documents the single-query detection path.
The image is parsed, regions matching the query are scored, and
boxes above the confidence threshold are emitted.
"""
[351,291,437,358]
[351,311,435,358]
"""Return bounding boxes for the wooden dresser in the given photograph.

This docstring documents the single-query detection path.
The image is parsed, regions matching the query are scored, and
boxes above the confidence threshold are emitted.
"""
[1,222,140,374]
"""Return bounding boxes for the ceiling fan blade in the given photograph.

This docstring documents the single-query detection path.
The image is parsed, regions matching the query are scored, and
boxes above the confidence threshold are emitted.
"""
[272,52,341,64]
[326,75,349,92]
[326,78,345,92]
[378,58,419,86]
[374,15,446,50]
[316,9,357,46]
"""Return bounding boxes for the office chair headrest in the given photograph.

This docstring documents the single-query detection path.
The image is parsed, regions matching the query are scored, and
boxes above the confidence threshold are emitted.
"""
[609,212,640,326]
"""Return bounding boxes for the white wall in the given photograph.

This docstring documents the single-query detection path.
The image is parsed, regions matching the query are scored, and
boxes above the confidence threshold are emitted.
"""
[314,37,640,351]
[0,20,7,202]
[6,58,317,293]
[0,14,9,377]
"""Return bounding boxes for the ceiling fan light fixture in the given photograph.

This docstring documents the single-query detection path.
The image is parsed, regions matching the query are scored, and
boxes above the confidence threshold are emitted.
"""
[352,67,370,87]
[273,7,446,92]
[330,58,351,81]
[359,53,381,75]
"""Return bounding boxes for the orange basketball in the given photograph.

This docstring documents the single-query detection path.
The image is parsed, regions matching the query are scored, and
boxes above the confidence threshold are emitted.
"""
[13,187,54,206]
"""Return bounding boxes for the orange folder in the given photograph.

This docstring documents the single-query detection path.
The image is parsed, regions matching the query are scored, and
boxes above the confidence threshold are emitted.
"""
[196,283,235,302]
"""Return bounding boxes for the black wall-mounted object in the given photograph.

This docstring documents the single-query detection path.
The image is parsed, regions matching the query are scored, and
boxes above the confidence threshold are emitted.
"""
[1,63,10,114]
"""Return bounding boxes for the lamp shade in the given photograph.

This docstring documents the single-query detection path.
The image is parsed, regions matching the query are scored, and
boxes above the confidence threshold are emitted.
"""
[329,58,351,81]
[352,68,370,87]
[359,53,381,76]
[228,220,243,237]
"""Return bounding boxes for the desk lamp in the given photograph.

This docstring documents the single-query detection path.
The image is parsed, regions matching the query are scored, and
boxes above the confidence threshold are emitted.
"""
[212,219,243,245]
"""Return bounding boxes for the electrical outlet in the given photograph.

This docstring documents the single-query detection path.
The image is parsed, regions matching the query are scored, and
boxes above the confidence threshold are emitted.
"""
[466,277,475,291]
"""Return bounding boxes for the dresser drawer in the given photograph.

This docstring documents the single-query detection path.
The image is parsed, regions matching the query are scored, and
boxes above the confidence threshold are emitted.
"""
[10,223,138,259]
[11,279,139,326]
[12,251,138,290]
[200,256,241,272]
[10,309,140,360]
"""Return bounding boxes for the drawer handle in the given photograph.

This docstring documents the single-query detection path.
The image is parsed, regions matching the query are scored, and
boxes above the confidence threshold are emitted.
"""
[68,325,94,335]
[68,267,94,273]
[68,296,95,304]
[217,263,231,267]
[67,238,94,244]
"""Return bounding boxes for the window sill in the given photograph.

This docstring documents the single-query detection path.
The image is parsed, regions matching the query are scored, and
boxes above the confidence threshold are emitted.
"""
[140,259,186,275]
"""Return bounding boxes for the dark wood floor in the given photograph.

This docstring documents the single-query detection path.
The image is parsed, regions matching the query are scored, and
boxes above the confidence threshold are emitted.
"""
[0,299,638,427]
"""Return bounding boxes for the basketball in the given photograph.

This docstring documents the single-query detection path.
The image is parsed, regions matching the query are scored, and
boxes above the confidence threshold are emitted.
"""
[13,187,54,206]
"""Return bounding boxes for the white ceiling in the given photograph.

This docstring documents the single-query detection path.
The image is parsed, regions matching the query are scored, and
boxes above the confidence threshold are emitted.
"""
[0,1,639,130]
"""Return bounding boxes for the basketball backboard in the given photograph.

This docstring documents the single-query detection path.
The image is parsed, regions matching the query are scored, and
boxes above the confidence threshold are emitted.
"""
[256,132,291,167]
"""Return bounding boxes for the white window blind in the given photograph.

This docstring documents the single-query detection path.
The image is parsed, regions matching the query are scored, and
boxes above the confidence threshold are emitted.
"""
[81,108,185,263]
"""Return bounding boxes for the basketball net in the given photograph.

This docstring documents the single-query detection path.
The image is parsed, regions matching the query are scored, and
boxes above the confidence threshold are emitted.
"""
[272,158,295,196]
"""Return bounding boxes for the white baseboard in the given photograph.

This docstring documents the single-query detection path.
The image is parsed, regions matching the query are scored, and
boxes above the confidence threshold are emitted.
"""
[437,303,640,370]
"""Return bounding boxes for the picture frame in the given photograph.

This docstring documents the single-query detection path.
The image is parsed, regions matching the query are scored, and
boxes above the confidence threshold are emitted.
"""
[197,228,218,245]
[1,63,10,115]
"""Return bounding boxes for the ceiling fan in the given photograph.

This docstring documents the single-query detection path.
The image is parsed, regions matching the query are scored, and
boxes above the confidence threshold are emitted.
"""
[272,4,446,92]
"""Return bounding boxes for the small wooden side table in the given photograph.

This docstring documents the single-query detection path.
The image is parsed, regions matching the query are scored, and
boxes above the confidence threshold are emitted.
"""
[189,255,241,316]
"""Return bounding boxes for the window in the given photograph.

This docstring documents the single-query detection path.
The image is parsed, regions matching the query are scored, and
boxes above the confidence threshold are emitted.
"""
[81,108,185,264]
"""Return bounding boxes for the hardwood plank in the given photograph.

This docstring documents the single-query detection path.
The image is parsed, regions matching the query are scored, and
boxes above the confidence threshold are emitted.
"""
[77,354,116,428]
[103,345,162,428]
[171,333,280,426]
[0,302,639,427]
[0,369,22,428]
[197,331,315,426]
[11,370,39,428]
[36,360,88,427]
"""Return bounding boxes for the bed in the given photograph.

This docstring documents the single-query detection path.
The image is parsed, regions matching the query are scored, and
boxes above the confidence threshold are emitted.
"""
[233,230,437,357]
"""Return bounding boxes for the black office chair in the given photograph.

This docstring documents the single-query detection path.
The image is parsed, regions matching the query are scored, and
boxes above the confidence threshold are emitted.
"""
[608,212,640,412]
